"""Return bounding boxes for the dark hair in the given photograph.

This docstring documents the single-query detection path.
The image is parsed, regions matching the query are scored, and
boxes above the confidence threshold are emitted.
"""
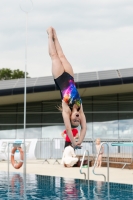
[69,143,73,148]
[70,121,79,128]
[71,123,79,128]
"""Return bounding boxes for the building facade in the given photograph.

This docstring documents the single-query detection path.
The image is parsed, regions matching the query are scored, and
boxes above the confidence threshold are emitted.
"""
[0,68,133,140]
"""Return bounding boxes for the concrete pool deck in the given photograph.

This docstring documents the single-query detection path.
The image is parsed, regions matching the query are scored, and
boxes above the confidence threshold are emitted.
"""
[0,159,133,185]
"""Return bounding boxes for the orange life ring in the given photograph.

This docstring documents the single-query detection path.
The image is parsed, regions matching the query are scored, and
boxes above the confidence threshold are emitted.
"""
[11,147,24,169]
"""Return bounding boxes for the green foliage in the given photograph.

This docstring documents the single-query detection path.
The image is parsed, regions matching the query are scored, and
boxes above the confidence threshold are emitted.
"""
[0,68,29,80]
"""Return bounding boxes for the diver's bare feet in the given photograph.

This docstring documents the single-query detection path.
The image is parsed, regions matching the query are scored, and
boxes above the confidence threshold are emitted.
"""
[52,28,57,39]
[47,27,53,35]
[47,27,55,41]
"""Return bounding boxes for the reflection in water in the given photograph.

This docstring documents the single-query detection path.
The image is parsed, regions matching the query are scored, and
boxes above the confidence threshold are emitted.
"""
[0,172,132,199]
[35,175,88,199]
[63,178,79,200]
[93,181,104,199]
[9,174,24,198]
[93,181,110,200]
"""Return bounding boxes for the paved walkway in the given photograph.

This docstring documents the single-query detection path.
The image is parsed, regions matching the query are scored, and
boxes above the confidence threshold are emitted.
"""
[1,159,133,184]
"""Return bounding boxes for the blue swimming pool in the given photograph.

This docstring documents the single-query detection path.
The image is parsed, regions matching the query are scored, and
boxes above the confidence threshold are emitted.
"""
[0,171,133,199]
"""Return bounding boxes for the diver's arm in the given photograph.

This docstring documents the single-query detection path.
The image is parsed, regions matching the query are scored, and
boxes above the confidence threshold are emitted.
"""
[62,110,76,146]
[62,101,81,148]
[74,132,79,139]
[77,106,87,145]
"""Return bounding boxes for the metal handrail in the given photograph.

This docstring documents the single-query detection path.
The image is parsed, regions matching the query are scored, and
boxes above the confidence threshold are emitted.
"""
[80,150,89,180]
[111,142,133,169]
[92,142,110,198]
[92,142,109,182]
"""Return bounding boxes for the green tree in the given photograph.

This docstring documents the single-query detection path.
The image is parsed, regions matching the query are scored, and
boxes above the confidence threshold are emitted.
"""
[0,68,12,80]
[0,68,29,80]
[12,69,29,79]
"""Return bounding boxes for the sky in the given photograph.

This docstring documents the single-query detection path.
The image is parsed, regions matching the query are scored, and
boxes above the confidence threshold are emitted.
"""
[0,0,133,78]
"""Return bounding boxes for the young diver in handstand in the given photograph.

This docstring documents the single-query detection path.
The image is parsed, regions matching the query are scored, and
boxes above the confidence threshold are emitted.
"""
[47,27,87,148]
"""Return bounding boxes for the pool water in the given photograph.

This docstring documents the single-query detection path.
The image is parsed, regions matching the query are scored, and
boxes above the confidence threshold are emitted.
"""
[0,171,133,199]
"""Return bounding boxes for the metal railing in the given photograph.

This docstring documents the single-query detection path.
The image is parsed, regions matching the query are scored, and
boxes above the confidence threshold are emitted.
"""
[29,138,133,168]
[95,139,133,169]
[35,138,51,164]
[92,142,109,182]
[51,138,65,164]
[79,150,89,180]
[92,142,110,198]
[0,137,133,171]
[111,142,133,169]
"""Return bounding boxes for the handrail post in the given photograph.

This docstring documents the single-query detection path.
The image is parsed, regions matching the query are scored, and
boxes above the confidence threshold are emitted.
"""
[92,142,110,198]
[92,142,109,183]
[80,150,89,180]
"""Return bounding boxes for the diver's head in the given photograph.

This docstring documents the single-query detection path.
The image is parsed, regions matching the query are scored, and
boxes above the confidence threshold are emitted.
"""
[70,110,80,127]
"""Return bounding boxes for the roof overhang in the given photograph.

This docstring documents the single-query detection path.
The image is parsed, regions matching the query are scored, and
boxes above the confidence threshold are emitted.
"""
[0,82,133,105]
[0,68,133,105]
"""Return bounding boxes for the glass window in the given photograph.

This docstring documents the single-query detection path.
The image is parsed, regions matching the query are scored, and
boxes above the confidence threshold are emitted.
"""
[92,94,118,139]
[85,123,92,138]
[119,93,133,139]
[92,121,118,139]
[119,119,133,139]
[42,101,63,124]
[16,127,42,139]
[42,125,65,139]
[0,93,132,140]
[0,129,16,139]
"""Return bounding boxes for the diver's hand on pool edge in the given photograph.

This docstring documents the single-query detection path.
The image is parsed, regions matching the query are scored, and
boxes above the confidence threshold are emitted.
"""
[72,142,82,149]
[74,145,82,150]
